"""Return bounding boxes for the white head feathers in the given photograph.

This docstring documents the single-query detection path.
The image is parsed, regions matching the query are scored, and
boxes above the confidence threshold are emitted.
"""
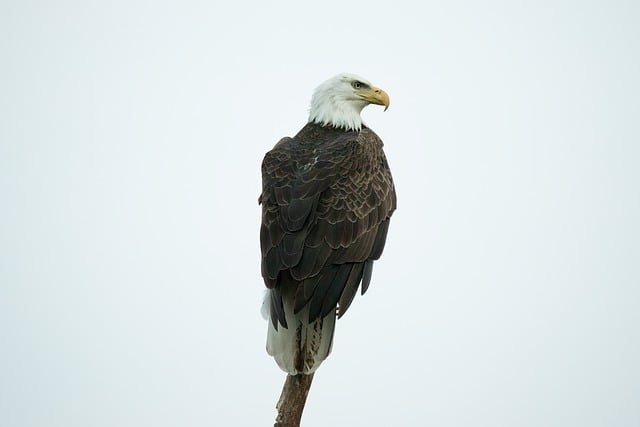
[308,73,389,132]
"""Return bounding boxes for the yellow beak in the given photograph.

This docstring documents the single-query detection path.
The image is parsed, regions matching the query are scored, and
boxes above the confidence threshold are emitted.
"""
[358,86,390,111]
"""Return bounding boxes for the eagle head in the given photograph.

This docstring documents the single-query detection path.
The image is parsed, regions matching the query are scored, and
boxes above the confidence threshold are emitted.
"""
[308,73,390,132]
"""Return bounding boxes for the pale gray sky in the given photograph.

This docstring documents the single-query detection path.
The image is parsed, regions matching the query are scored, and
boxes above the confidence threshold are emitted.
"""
[1,0,639,426]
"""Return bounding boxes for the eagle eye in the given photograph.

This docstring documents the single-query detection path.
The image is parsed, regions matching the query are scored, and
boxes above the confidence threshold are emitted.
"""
[352,81,363,89]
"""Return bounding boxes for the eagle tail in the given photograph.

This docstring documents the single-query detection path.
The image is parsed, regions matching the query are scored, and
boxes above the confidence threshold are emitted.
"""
[263,289,336,375]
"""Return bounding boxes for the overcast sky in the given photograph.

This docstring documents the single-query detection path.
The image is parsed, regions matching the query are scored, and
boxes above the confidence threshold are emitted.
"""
[1,0,639,426]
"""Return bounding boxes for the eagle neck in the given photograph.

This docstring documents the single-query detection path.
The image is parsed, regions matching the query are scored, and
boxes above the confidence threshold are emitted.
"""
[308,95,367,132]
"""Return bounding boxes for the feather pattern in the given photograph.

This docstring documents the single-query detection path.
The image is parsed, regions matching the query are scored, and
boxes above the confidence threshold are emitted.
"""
[260,119,396,374]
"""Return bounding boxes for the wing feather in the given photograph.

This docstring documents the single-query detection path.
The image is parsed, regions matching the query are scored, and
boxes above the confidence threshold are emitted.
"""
[260,124,396,326]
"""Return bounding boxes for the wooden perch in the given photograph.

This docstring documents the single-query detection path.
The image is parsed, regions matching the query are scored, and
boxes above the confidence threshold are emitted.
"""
[274,374,315,427]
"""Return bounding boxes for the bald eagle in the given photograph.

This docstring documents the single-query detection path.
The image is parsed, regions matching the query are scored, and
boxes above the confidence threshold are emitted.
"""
[260,74,396,375]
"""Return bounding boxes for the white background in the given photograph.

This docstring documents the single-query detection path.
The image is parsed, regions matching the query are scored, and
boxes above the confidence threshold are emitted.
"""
[1,1,639,426]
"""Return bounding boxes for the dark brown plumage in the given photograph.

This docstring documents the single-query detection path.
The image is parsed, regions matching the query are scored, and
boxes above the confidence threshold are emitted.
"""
[259,122,396,330]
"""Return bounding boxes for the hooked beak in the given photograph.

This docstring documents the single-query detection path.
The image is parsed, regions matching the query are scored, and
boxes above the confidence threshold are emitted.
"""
[357,86,390,111]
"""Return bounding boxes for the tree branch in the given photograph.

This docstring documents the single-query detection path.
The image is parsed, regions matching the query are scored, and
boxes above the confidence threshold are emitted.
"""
[274,373,315,427]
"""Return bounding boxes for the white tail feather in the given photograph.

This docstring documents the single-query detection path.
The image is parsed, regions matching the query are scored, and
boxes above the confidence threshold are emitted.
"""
[263,290,336,375]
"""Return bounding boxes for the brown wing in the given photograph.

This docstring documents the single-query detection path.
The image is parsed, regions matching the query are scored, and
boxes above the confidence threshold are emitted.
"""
[260,123,396,328]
